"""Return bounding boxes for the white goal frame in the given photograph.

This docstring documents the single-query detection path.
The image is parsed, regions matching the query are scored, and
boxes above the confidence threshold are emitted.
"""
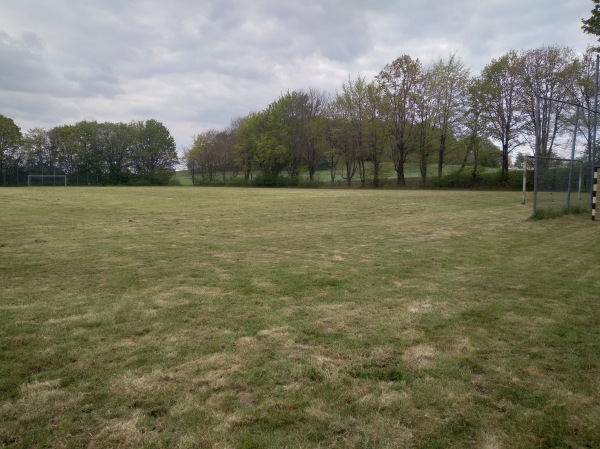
[27,174,67,186]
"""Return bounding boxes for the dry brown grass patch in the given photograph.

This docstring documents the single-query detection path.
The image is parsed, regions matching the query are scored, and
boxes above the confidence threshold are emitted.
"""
[403,344,438,368]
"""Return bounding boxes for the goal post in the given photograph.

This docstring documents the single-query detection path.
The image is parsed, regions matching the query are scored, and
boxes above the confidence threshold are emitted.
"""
[526,97,595,217]
[27,174,67,186]
[593,166,599,221]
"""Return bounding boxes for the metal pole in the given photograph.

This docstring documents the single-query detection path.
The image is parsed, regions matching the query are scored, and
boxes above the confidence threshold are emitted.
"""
[533,96,541,216]
[592,54,599,208]
[579,160,583,200]
[589,58,593,164]
[567,106,579,211]
[522,157,527,204]
[594,166,598,220]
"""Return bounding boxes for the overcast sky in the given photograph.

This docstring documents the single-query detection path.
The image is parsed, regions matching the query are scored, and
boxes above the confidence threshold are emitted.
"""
[1,0,597,154]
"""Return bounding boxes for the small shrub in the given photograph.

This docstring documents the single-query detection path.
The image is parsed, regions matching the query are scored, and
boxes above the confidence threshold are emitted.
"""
[252,174,290,187]
[226,177,251,187]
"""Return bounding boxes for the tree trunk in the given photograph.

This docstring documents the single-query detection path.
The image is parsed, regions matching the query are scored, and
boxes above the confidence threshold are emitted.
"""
[420,158,428,184]
[502,142,509,180]
[372,160,380,188]
[437,134,446,178]
[329,154,337,184]
[397,169,405,186]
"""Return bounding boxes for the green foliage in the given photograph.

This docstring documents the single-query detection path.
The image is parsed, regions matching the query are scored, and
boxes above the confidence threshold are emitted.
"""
[185,128,237,184]
[130,119,178,182]
[582,0,600,45]
[431,168,524,189]
[252,174,290,187]
[0,118,178,186]
[376,55,422,185]
[234,112,266,181]
[254,134,289,182]
[0,114,23,185]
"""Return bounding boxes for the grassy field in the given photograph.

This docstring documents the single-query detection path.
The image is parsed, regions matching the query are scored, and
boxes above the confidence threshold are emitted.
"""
[1,187,599,448]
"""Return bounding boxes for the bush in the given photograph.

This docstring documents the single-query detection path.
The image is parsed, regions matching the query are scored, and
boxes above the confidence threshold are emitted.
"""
[252,174,290,187]
[428,169,527,190]
[226,176,251,187]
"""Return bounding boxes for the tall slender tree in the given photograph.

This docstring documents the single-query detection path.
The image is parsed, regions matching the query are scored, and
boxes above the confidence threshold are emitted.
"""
[337,75,369,186]
[413,65,438,184]
[520,46,578,162]
[48,125,79,179]
[376,55,421,185]
[365,82,389,187]
[304,88,328,183]
[22,128,52,173]
[460,77,492,179]
[480,50,525,178]
[430,54,470,178]
[573,47,597,161]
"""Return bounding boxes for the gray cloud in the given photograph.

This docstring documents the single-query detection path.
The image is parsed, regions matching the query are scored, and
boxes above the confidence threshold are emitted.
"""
[0,30,58,94]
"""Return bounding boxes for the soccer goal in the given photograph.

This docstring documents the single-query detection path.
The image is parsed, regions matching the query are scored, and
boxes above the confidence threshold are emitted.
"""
[522,156,589,215]
[27,174,67,186]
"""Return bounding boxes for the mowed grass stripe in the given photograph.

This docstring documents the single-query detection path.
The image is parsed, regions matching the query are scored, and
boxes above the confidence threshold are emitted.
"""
[0,187,599,449]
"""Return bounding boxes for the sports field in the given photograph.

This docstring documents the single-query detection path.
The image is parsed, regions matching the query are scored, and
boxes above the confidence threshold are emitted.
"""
[1,187,599,448]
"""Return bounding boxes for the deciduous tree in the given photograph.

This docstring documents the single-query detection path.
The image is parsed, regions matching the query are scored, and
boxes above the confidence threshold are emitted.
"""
[582,0,600,48]
[376,55,421,185]
[336,75,369,186]
[459,77,492,179]
[430,54,470,178]
[413,65,438,184]
[520,46,577,162]
[573,47,597,161]
[234,112,265,182]
[22,128,52,173]
[480,50,525,178]
[48,125,80,178]
[131,119,178,184]
[303,88,328,183]
[0,114,22,185]
[365,82,389,187]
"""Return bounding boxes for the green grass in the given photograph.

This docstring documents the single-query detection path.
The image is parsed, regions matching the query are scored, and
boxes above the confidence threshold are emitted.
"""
[173,170,193,186]
[1,187,599,448]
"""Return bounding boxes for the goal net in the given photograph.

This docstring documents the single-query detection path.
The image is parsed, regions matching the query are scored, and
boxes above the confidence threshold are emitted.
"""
[522,156,590,215]
[27,174,67,186]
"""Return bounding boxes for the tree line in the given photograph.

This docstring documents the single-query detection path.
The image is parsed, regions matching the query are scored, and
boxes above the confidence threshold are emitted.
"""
[0,118,178,186]
[185,46,599,187]
[1,45,598,188]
